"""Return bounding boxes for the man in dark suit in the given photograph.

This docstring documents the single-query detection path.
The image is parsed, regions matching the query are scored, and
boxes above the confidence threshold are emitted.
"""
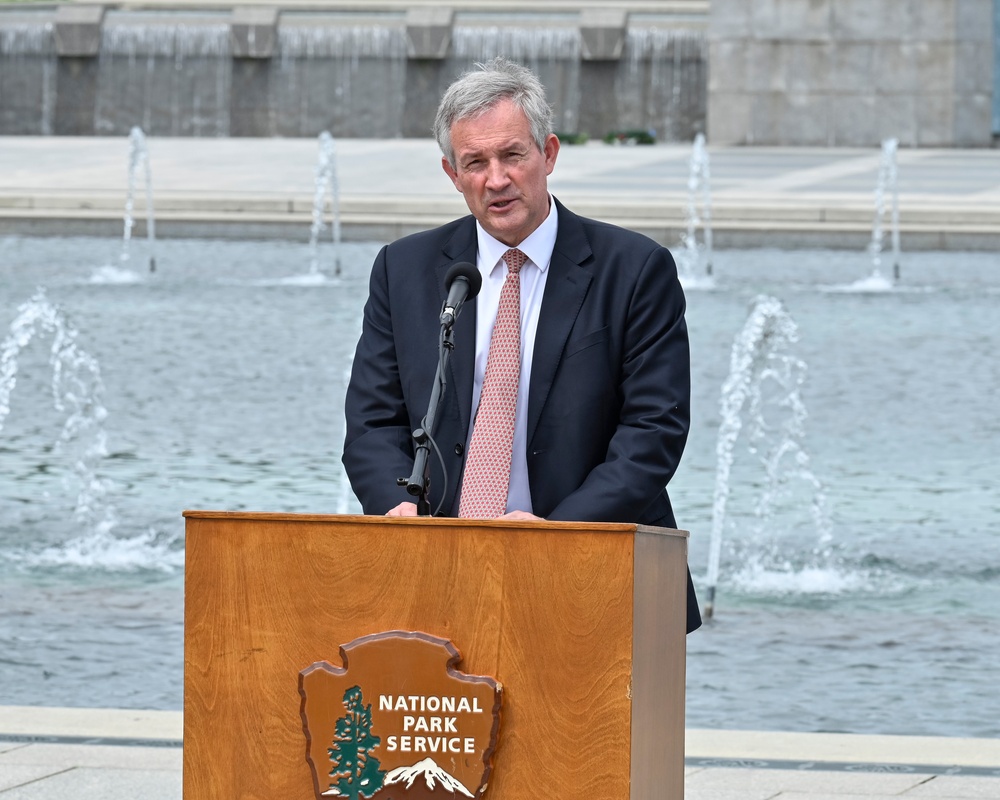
[343,57,700,632]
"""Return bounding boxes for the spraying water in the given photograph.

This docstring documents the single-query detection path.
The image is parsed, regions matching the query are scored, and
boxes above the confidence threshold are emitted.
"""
[1,290,185,572]
[121,126,157,273]
[677,132,714,289]
[703,295,829,618]
[310,131,342,277]
[1,290,115,536]
[868,137,901,284]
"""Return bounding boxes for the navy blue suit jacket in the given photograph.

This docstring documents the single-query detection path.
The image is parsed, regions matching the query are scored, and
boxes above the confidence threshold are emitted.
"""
[344,198,701,632]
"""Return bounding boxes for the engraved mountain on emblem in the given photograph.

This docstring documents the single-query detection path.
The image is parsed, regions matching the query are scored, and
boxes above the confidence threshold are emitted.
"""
[321,757,473,798]
[382,757,475,798]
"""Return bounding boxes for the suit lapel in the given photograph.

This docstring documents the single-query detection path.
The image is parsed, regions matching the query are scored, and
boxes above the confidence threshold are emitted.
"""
[527,200,593,444]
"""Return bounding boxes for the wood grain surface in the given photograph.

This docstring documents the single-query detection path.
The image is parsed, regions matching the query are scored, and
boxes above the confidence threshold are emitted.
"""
[183,513,687,800]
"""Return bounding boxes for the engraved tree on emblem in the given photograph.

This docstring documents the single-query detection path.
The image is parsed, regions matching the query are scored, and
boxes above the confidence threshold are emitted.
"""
[327,686,385,799]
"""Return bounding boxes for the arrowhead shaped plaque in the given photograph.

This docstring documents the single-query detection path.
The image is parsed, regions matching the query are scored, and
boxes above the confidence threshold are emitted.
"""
[300,631,502,799]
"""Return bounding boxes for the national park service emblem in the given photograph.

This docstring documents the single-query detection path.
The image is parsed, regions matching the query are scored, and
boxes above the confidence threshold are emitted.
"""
[299,631,502,799]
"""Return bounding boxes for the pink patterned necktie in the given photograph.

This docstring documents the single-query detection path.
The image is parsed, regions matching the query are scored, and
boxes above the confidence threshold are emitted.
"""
[458,248,527,518]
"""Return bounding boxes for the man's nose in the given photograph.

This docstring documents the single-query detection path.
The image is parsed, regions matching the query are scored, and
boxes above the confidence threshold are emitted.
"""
[484,159,509,190]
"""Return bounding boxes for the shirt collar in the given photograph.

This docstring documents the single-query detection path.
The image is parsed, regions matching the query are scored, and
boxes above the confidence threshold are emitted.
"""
[475,194,558,276]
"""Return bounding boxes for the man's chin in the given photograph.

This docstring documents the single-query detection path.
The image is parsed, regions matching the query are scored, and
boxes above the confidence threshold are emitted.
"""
[481,213,527,246]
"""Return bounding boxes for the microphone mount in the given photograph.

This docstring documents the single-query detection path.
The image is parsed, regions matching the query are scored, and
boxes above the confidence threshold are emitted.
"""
[398,262,479,515]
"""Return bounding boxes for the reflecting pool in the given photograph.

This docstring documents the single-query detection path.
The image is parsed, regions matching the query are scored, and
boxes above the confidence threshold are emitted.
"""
[1,236,997,737]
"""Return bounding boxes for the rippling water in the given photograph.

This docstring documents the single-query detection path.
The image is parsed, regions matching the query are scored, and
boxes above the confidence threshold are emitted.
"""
[1,237,997,738]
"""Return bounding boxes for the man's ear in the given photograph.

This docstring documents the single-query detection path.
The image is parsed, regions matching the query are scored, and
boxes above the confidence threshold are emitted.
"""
[543,133,560,176]
[442,156,460,190]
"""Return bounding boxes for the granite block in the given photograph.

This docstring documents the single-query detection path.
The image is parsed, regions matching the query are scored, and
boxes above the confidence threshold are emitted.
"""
[829,42,876,93]
[230,6,278,59]
[829,92,879,144]
[873,41,923,93]
[953,0,994,43]
[707,90,753,144]
[708,0,752,39]
[953,41,994,93]
[405,7,453,60]
[745,39,783,91]
[770,0,833,42]
[53,4,104,58]
[912,0,960,42]
[748,0,782,38]
[579,8,627,61]
[707,37,749,92]
[782,41,835,93]
[914,41,959,94]
[952,92,993,145]
[915,90,956,145]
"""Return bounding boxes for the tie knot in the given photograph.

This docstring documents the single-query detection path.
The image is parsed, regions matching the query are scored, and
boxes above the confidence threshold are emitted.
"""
[502,248,527,276]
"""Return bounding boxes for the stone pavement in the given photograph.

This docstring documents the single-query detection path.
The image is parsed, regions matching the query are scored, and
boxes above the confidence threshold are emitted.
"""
[1,705,998,799]
[1,137,998,249]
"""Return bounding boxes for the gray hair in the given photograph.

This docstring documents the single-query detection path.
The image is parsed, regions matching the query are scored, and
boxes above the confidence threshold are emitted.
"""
[434,57,554,168]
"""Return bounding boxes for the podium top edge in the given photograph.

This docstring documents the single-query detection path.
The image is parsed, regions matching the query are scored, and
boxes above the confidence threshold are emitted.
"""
[181,510,688,538]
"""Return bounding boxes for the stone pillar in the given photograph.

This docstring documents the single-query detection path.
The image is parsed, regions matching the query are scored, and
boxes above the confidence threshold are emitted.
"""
[230,7,278,136]
[405,7,453,60]
[403,8,453,139]
[575,9,628,139]
[53,4,104,135]
[231,6,278,59]
[708,0,995,147]
[580,9,628,61]
[54,4,103,57]
[576,62,619,140]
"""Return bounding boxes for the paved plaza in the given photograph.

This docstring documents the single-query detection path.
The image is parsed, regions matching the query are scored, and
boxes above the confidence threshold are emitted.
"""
[1,137,998,249]
[2,705,999,798]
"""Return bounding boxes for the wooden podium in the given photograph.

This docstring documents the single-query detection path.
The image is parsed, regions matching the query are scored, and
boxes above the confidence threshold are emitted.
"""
[183,512,689,799]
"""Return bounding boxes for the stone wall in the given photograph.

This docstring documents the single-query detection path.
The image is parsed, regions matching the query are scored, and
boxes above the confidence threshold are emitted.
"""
[0,6,707,141]
[708,0,996,146]
[5,1,994,146]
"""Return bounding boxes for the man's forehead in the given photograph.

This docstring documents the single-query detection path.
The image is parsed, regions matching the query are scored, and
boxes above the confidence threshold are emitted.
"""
[452,99,528,131]
[454,131,531,155]
[452,112,533,152]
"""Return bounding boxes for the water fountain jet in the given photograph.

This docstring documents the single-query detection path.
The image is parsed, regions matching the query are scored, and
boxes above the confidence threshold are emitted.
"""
[310,130,342,277]
[1,290,115,534]
[703,294,828,618]
[868,137,901,284]
[121,126,157,273]
[676,132,714,288]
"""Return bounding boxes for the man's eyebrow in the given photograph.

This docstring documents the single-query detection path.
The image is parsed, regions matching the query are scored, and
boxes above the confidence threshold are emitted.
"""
[458,140,527,160]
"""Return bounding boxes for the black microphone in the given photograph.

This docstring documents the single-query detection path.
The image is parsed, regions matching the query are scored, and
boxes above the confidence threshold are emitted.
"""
[440,262,482,328]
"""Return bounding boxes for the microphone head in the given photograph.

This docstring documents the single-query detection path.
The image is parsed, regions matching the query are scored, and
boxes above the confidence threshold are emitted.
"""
[444,261,482,300]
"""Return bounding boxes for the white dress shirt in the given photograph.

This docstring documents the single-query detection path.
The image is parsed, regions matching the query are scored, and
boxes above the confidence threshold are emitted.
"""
[467,197,558,514]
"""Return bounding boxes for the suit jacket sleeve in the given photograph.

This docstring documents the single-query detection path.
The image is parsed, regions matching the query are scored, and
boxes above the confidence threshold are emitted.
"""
[342,244,418,513]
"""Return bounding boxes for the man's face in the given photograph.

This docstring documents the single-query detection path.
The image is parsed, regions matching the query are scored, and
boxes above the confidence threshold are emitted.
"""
[442,99,560,247]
